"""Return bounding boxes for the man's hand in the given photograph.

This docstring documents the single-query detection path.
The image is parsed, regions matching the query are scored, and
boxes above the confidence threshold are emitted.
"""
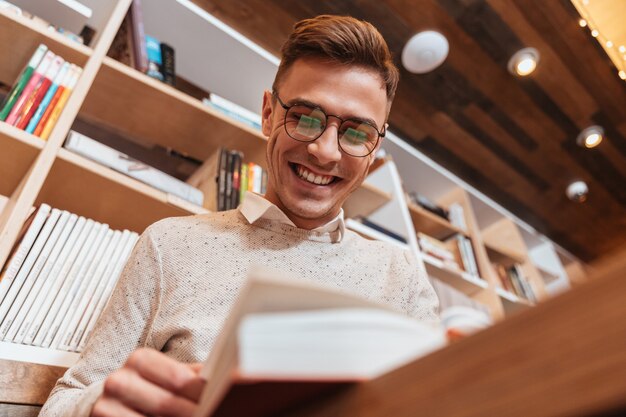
[91,348,206,417]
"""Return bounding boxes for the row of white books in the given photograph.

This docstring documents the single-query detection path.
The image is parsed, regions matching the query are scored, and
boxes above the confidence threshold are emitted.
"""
[0,204,138,352]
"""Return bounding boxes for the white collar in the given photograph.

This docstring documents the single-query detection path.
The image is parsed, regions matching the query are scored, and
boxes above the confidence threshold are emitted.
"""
[239,191,345,239]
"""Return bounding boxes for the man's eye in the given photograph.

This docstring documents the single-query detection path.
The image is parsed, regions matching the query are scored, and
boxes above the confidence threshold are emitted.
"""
[342,128,369,144]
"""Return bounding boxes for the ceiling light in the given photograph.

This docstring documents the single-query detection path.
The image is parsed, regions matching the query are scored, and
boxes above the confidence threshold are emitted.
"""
[402,31,449,74]
[619,46,626,53]
[566,181,589,203]
[619,70,626,80]
[591,29,599,37]
[507,47,540,76]
[606,41,613,48]
[576,125,604,148]
[578,19,587,27]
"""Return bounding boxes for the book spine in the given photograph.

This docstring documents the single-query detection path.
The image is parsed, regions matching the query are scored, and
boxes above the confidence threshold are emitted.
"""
[58,229,117,350]
[77,232,138,351]
[217,148,228,211]
[25,61,70,134]
[0,204,51,306]
[160,42,175,86]
[4,210,69,342]
[39,66,82,140]
[253,164,263,194]
[0,44,47,121]
[239,163,249,204]
[5,50,55,125]
[145,34,164,81]
[69,230,128,350]
[0,209,60,338]
[231,151,242,208]
[130,0,148,72]
[26,217,88,346]
[33,65,74,137]
[14,55,65,130]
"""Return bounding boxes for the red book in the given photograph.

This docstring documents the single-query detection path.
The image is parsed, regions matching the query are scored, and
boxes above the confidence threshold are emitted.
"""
[15,56,65,130]
[33,65,75,137]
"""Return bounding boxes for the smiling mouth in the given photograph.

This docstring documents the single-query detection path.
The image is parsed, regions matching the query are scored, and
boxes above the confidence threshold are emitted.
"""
[290,163,339,186]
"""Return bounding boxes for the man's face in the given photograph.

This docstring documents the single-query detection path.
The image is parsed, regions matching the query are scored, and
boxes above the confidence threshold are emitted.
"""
[261,58,389,229]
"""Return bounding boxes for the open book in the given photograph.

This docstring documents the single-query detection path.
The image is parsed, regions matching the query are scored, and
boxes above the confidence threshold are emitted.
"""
[193,268,447,417]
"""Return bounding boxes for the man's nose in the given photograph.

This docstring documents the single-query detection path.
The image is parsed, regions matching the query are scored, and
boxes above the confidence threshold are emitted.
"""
[306,124,342,165]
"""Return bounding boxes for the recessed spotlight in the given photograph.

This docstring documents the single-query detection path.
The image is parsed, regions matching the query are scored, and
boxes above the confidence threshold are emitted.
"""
[591,29,599,37]
[619,45,626,53]
[606,41,614,48]
[578,19,587,27]
[401,31,449,74]
[620,70,626,80]
[507,47,540,76]
[576,125,604,148]
[566,181,589,203]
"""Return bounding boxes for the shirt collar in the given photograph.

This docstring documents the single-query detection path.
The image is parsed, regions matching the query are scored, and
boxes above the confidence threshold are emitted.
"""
[240,191,345,239]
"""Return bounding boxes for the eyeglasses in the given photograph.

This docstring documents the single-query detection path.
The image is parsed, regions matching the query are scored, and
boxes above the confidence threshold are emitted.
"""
[273,91,385,157]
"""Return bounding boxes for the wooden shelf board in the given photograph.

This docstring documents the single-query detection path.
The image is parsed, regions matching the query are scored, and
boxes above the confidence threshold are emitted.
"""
[484,242,526,265]
[35,149,195,233]
[0,9,91,86]
[80,57,268,165]
[0,123,44,196]
[407,202,464,240]
[422,254,489,296]
[0,358,66,405]
[343,183,392,219]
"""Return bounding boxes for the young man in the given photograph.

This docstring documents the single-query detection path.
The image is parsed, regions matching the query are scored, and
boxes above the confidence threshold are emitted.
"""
[40,15,438,417]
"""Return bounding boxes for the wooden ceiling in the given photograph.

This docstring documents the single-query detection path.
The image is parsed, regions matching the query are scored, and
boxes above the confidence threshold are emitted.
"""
[192,0,626,262]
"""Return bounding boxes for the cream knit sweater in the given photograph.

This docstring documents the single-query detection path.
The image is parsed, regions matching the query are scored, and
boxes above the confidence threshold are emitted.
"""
[40,209,439,416]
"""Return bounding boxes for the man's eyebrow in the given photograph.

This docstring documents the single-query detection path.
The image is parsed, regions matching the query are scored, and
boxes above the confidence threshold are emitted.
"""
[287,97,380,129]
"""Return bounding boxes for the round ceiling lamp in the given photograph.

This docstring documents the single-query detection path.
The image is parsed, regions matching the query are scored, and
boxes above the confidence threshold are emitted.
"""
[576,125,604,148]
[402,31,449,74]
[507,47,540,76]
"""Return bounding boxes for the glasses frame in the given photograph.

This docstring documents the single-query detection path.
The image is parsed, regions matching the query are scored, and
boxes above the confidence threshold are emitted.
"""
[272,91,385,158]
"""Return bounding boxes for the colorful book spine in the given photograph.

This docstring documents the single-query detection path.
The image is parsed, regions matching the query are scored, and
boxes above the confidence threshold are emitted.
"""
[33,64,74,137]
[14,55,65,130]
[39,66,82,140]
[25,61,71,134]
[5,50,55,126]
[0,44,48,121]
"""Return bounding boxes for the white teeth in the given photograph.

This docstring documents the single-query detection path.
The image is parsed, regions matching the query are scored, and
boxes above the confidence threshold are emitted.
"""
[295,164,334,185]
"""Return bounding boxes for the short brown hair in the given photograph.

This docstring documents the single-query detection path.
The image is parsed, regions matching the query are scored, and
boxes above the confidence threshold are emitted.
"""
[273,15,399,103]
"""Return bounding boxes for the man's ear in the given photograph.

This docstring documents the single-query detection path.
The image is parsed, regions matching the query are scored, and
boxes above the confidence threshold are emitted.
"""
[261,90,274,137]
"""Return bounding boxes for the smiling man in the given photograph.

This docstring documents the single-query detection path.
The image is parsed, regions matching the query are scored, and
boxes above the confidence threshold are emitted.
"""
[40,15,439,417]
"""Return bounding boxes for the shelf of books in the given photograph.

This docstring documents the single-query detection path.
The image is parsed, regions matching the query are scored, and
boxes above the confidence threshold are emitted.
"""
[422,253,489,296]
[0,123,44,196]
[482,218,547,312]
[407,200,467,241]
[79,57,268,164]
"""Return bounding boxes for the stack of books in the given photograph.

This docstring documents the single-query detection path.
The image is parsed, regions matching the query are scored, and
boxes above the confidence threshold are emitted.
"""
[188,147,267,212]
[493,263,537,303]
[0,204,138,352]
[0,44,83,140]
[202,94,262,131]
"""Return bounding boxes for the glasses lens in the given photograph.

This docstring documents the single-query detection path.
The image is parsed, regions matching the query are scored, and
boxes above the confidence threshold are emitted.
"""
[338,120,379,156]
[285,106,325,141]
